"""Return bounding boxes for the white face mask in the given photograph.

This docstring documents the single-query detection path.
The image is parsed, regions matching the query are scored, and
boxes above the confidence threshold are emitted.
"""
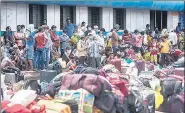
[88,27,92,30]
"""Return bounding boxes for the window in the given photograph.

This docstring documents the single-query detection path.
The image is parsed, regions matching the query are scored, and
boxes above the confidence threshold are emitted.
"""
[150,10,167,31]
[88,7,101,28]
[29,4,47,29]
[113,8,126,30]
[60,6,76,29]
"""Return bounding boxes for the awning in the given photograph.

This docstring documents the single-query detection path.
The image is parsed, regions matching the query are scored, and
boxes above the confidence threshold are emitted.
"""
[11,1,184,11]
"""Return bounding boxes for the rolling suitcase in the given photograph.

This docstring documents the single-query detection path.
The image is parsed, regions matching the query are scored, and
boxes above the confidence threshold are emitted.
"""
[135,60,145,73]
[40,70,57,83]
[110,59,121,72]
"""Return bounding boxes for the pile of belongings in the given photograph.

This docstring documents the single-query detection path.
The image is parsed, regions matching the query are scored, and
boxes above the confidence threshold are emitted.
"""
[1,56,184,113]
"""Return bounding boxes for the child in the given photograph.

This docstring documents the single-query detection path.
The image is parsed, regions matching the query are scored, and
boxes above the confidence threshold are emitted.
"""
[66,56,76,71]
[150,39,158,65]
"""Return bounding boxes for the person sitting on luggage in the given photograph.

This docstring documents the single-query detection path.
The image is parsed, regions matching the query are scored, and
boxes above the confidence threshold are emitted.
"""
[52,45,60,62]
[150,39,159,65]
[1,55,15,69]
[66,56,76,71]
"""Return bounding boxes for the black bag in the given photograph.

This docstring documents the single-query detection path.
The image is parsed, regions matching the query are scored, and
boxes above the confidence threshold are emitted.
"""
[53,61,62,74]
[40,70,57,83]
[94,83,115,113]
[114,94,129,113]
[63,100,78,113]
[24,79,41,94]
[161,78,182,98]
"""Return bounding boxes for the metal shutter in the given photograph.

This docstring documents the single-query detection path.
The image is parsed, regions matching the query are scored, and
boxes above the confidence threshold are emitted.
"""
[113,8,126,30]
[88,7,100,27]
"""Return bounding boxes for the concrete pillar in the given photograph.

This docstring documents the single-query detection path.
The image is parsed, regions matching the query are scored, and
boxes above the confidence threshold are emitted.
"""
[75,6,88,26]
[102,7,113,31]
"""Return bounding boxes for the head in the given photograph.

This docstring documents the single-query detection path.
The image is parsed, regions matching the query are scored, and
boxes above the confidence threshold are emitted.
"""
[27,24,34,33]
[149,31,153,36]
[134,29,139,35]
[63,29,67,34]
[21,25,25,30]
[70,56,75,62]
[146,24,150,29]
[6,26,11,31]
[17,25,21,32]
[114,24,120,31]
[124,29,129,35]
[43,25,49,33]
[81,36,86,41]
[38,26,44,33]
[43,19,47,25]
[87,25,92,31]
[141,31,144,35]
[81,22,86,26]
[51,25,57,32]
[155,29,159,34]
[178,22,181,27]
[100,28,105,33]
[66,19,71,24]
[93,25,99,31]
[170,29,174,33]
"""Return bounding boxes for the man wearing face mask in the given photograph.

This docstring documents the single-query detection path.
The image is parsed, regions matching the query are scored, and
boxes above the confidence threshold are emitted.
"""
[43,25,53,68]
[64,19,77,38]
[14,25,24,50]
[77,36,87,66]
[85,25,92,36]
[49,25,60,52]
[96,28,105,51]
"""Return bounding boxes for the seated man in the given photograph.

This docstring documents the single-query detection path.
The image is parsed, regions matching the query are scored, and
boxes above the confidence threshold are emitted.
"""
[1,55,15,69]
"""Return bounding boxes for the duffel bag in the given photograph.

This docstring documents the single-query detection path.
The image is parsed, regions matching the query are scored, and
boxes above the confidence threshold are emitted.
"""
[79,67,99,75]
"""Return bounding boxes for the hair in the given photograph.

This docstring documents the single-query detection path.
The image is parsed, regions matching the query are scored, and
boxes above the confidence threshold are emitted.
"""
[6,26,11,31]
[141,31,144,35]
[124,29,128,34]
[134,29,139,34]
[146,24,150,27]
[21,25,25,28]
[82,21,85,24]
[38,26,43,32]
[17,25,21,28]
[100,28,105,32]
[51,25,57,30]
[149,30,153,34]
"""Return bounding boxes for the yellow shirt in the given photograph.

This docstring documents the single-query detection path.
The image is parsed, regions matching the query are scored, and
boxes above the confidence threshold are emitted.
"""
[160,40,171,53]
[147,35,153,45]
[71,35,79,44]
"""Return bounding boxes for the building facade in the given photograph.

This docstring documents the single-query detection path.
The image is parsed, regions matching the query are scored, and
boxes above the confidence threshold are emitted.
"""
[1,1,184,32]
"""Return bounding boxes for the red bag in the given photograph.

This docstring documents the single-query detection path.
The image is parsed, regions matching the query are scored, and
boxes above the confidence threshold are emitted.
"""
[110,59,121,72]
[174,68,184,76]
[106,76,128,96]
[168,75,184,82]
[146,63,154,71]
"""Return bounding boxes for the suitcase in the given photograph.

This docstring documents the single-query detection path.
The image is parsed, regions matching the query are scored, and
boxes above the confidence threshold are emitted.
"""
[135,60,145,73]
[174,68,184,76]
[4,73,16,84]
[40,70,57,83]
[110,59,121,72]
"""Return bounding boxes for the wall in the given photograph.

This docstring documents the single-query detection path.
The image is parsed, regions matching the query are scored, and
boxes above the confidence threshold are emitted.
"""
[47,5,60,30]
[126,9,150,32]
[102,8,113,31]
[1,3,29,31]
[75,6,88,26]
[167,11,179,30]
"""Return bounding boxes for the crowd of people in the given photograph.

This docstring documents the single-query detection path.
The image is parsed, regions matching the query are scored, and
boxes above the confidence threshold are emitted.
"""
[1,18,184,71]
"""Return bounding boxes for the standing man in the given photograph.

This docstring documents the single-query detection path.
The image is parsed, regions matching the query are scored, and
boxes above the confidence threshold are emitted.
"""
[35,27,48,70]
[111,24,120,53]
[3,26,14,47]
[168,29,178,48]
[145,24,150,35]
[77,36,87,66]
[64,18,77,38]
[176,22,182,34]
[89,36,102,68]
[50,25,60,51]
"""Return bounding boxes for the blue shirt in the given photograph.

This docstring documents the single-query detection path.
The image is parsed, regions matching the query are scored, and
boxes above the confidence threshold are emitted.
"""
[176,26,182,33]
[64,23,77,38]
[27,32,35,47]
[60,33,70,50]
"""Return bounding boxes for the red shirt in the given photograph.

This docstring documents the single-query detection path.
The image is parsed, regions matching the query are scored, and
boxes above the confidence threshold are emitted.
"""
[122,34,133,44]
[35,32,48,49]
[150,43,159,55]
[49,30,60,47]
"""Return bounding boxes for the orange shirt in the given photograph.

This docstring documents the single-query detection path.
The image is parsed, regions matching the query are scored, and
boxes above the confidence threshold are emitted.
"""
[35,32,48,49]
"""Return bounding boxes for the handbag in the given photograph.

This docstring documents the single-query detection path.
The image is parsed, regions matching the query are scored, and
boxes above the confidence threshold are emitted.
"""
[94,83,115,113]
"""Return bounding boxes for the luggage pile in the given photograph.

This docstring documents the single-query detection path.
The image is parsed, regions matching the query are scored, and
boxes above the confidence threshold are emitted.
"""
[1,57,184,113]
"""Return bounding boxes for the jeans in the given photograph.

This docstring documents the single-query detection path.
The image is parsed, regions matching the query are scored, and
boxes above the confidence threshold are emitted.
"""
[113,45,119,53]
[33,50,37,69]
[90,57,101,68]
[45,47,51,68]
[79,56,85,66]
[36,48,46,70]
[160,53,170,67]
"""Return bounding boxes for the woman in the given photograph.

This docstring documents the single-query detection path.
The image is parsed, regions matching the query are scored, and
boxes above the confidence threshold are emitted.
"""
[25,24,35,70]
[14,25,24,50]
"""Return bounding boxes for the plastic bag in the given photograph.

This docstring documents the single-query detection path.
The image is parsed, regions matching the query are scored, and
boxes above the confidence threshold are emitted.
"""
[155,87,164,110]
[10,90,37,107]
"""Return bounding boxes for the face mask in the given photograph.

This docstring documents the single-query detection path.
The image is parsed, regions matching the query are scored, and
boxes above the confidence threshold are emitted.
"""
[17,28,21,31]
[88,28,92,30]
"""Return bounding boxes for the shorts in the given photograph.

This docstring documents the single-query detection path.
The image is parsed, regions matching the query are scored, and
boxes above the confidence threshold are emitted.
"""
[27,47,34,60]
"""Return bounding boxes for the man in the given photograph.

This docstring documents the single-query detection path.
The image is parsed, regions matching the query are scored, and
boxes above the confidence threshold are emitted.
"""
[3,26,14,49]
[168,29,178,48]
[145,24,150,35]
[85,25,92,36]
[159,36,171,67]
[43,25,53,69]
[89,36,102,68]
[35,27,48,70]
[60,30,70,57]
[50,25,60,51]
[134,30,143,55]
[64,19,77,38]
[176,22,182,34]
[77,36,87,66]
[111,24,120,53]
[96,28,105,51]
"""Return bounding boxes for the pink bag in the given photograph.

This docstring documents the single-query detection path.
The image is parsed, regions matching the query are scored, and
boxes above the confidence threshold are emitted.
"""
[135,60,145,73]
[146,63,155,71]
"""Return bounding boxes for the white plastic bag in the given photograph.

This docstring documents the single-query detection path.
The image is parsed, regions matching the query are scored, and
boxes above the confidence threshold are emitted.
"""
[10,90,37,107]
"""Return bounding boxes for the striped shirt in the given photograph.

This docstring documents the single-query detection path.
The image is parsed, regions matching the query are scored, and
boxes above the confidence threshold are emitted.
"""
[89,41,101,57]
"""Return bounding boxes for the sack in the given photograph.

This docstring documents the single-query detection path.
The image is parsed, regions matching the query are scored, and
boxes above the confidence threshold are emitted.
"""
[155,90,164,110]
[94,83,115,113]
[135,60,145,73]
